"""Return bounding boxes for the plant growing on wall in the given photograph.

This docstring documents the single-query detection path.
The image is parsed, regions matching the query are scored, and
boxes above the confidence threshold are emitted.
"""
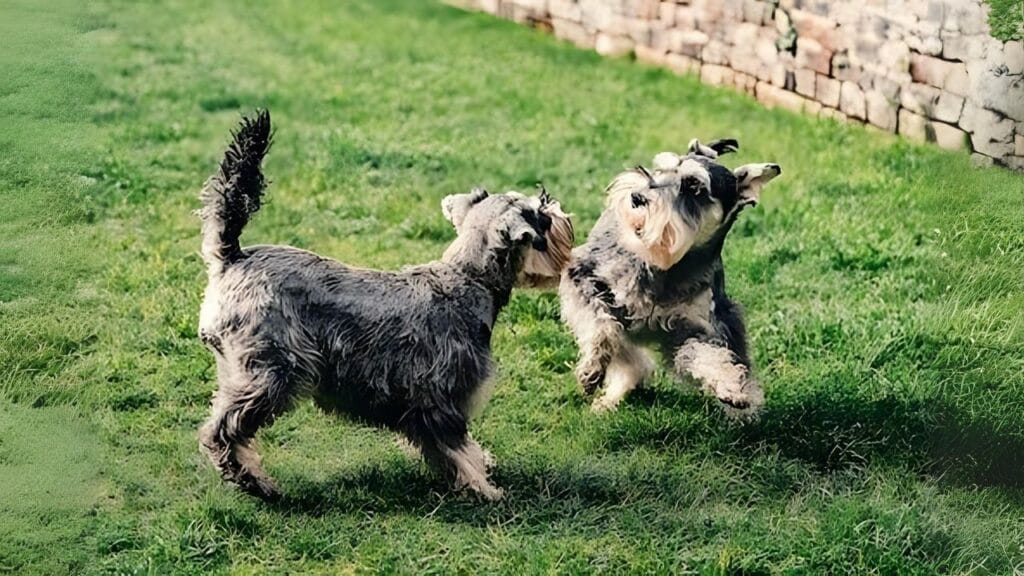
[987,0,1023,41]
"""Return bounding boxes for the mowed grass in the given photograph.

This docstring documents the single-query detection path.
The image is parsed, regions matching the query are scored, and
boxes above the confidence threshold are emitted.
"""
[1,0,1023,573]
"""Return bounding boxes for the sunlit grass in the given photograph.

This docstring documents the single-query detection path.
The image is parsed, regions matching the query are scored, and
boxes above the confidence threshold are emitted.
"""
[1,0,1023,573]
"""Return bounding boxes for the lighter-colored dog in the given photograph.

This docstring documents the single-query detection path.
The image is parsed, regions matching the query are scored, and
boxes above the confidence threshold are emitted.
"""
[560,139,781,416]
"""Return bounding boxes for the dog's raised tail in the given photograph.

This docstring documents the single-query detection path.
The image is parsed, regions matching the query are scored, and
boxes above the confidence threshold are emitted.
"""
[199,109,272,273]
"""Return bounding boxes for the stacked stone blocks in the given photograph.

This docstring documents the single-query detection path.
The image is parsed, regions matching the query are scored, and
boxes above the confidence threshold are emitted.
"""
[453,0,1024,169]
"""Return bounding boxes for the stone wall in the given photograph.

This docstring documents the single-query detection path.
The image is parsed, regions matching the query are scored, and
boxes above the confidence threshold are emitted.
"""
[452,0,1024,169]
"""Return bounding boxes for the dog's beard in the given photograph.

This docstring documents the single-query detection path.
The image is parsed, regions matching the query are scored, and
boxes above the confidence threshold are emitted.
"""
[608,172,695,270]
[518,200,574,288]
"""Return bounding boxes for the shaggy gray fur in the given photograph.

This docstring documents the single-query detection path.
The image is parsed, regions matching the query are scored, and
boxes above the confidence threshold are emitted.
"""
[196,111,571,501]
[560,139,781,415]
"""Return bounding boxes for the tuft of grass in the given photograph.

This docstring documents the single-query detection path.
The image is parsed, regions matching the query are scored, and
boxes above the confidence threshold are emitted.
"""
[1,0,1023,573]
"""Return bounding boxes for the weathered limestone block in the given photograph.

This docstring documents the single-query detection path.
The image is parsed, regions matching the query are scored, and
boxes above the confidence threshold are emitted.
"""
[909,53,970,96]
[743,0,768,24]
[1017,133,1024,156]
[899,83,965,123]
[866,90,898,131]
[878,39,912,77]
[795,37,831,74]
[658,1,676,25]
[898,108,930,142]
[932,121,970,151]
[549,0,582,21]
[755,81,810,113]
[942,33,990,62]
[579,0,619,33]
[701,63,735,86]
[789,9,838,51]
[962,102,1016,156]
[966,59,1024,121]
[666,53,700,75]
[907,20,943,57]
[944,0,988,36]
[692,0,726,30]
[1005,41,1024,75]
[899,108,967,150]
[675,6,697,30]
[702,39,731,64]
[839,81,867,120]
[819,106,849,122]
[1003,155,1024,170]
[971,153,996,167]
[596,33,635,56]
[815,74,841,107]
[794,68,816,96]
[627,0,660,20]
[635,44,669,66]
[514,0,549,14]
[669,29,709,57]
[832,50,861,82]
[552,17,594,47]
[734,71,758,94]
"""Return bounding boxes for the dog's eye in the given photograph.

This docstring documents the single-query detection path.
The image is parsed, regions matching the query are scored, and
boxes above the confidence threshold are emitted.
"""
[630,192,648,208]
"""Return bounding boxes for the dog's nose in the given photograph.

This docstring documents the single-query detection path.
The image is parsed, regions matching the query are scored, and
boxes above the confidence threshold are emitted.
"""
[767,163,781,174]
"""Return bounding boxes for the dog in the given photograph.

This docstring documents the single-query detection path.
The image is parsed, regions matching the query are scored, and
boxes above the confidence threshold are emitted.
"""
[559,138,780,416]
[196,110,573,501]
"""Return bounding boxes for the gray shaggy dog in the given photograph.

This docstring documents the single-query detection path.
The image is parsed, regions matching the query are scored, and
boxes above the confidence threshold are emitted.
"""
[196,111,573,501]
[560,139,780,416]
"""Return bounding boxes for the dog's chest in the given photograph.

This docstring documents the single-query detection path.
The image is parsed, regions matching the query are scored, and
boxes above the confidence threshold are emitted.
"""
[604,264,715,334]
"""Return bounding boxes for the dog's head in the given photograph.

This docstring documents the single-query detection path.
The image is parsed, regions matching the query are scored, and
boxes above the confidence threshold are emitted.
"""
[607,138,781,270]
[441,186,574,286]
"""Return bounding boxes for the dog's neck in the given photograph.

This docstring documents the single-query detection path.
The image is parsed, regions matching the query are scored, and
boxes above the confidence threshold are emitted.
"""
[441,229,522,306]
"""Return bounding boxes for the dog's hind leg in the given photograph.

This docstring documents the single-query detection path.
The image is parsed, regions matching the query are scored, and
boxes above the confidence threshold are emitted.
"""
[591,344,655,413]
[405,409,503,501]
[673,338,763,418]
[199,354,294,500]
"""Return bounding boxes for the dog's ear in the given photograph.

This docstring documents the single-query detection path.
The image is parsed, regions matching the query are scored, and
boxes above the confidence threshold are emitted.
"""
[733,163,782,204]
[441,187,488,230]
[687,138,739,159]
[520,192,574,287]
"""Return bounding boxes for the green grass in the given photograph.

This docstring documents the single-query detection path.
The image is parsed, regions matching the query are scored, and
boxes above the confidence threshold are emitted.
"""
[2,0,1023,573]
[987,0,1023,41]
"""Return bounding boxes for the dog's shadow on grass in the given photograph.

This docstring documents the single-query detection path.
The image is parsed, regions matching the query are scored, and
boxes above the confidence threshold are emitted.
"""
[269,459,645,526]
[267,386,1024,522]
[619,385,1024,489]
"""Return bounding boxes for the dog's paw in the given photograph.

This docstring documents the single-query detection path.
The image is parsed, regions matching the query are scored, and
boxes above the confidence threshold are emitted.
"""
[242,475,282,502]
[481,449,497,471]
[715,389,750,409]
[720,377,764,421]
[576,366,605,395]
[472,483,505,502]
[591,394,621,414]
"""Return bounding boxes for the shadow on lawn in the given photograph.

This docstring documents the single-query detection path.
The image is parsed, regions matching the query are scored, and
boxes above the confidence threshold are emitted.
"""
[268,389,1024,521]
[620,386,1024,489]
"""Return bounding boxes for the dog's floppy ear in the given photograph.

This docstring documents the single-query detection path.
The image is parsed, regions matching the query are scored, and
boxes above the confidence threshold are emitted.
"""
[520,187,574,287]
[687,138,739,159]
[441,187,488,230]
[733,163,782,204]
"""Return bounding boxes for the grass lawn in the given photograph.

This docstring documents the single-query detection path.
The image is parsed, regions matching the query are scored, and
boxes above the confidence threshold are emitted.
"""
[2,0,1023,573]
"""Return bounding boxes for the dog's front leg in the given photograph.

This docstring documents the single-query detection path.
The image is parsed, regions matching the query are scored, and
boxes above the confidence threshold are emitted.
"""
[673,338,763,417]
[591,344,655,413]
[574,313,625,396]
